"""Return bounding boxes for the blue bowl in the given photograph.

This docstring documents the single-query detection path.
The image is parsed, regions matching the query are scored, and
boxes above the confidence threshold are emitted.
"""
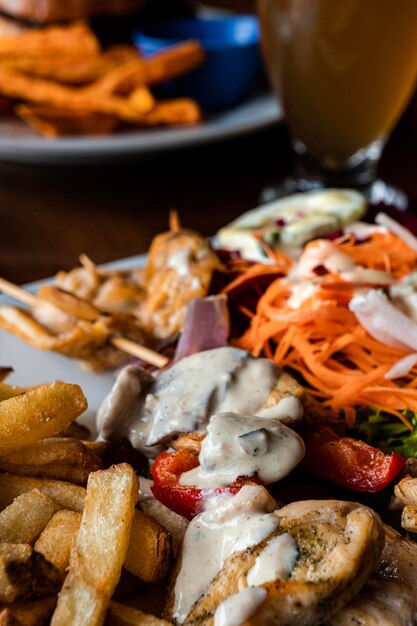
[134,16,262,110]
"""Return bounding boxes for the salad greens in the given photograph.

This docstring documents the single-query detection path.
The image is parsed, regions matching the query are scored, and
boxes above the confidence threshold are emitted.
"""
[353,408,417,458]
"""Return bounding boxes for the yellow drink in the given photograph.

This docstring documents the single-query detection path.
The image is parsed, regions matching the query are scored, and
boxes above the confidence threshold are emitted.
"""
[258,0,417,165]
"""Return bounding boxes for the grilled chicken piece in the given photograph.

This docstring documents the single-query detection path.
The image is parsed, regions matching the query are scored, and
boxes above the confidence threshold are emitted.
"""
[0,304,147,372]
[141,228,220,340]
[328,525,417,626]
[166,500,384,626]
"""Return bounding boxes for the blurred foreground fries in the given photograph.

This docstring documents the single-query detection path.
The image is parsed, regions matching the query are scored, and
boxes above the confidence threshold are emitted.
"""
[0,377,172,625]
[0,21,204,137]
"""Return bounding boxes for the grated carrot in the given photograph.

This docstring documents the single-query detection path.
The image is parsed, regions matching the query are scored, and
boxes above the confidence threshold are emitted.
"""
[231,231,417,428]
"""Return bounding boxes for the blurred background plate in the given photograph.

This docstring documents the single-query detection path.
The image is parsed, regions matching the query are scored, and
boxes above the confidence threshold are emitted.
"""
[0,92,281,165]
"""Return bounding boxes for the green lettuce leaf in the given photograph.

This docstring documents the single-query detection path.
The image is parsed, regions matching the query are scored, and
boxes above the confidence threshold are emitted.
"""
[352,408,417,458]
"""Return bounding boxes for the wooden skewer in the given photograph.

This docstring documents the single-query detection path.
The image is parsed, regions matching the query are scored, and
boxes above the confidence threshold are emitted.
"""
[0,277,169,369]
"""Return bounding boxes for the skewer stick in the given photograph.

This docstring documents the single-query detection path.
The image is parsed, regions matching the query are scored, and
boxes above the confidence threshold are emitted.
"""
[0,277,169,369]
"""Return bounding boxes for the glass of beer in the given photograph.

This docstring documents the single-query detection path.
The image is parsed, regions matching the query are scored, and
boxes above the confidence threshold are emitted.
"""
[258,0,417,206]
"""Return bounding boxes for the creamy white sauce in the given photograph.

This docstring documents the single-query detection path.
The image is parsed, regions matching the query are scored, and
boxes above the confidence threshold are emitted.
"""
[246,533,298,586]
[131,347,281,450]
[214,587,267,626]
[286,282,318,310]
[255,394,303,422]
[167,249,191,276]
[179,412,305,489]
[173,485,279,624]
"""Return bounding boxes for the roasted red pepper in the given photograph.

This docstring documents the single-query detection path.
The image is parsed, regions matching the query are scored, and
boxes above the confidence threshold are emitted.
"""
[151,449,257,519]
[304,428,406,492]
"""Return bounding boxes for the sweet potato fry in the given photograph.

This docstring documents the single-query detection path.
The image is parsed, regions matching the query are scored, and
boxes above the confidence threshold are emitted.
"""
[16,104,120,138]
[0,438,102,485]
[0,544,62,603]
[87,41,205,96]
[144,100,201,126]
[35,510,81,572]
[0,474,85,513]
[0,597,56,626]
[0,383,87,454]
[0,22,99,59]
[107,602,173,626]
[51,464,138,626]
[124,512,171,582]
[0,490,58,544]
[0,45,138,85]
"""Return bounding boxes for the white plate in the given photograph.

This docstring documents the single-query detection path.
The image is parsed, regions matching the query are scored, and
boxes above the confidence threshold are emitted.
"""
[0,254,147,429]
[0,93,282,165]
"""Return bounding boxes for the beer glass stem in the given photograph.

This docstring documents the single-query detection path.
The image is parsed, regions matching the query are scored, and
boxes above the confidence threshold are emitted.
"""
[261,137,408,210]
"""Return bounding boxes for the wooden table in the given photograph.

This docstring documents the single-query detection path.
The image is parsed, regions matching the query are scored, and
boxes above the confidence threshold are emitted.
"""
[0,100,416,285]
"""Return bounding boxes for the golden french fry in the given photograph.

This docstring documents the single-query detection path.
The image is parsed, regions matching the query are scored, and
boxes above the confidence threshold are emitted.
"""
[0,383,87,454]
[124,511,171,582]
[0,544,62,603]
[0,597,56,626]
[0,438,102,485]
[82,441,109,458]
[56,421,91,441]
[107,602,173,626]
[0,474,85,513]
[0,384,25,402]
[34,506,170,582]
[0,489,58,544]
[16,104,120,139]
[144,100,201,126]
[35,510,81,572]
[51,464,138,626]
[0,22,99,59]
[0,369,12,383]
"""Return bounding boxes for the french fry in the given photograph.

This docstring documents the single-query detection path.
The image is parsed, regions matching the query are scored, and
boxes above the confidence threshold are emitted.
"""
[0,597,56,626]
[0,474,85,513]
[124,512,171,582]
[33,506,170,582]
[107,602,173,626]
[35,510,81,572]
[0,22,99,59]
[51,464,138,626]
[16,104,120,139]
[0,544,62,603]
[0,383,87,454]
[87,42,205,96]
[56,421,91,441]
[0,384,25,402]
[128,88,156,115]
[0,438,102,485]
[0,46,138,85]
[0,369,12,383]
[0,490,58,544]
[144,100,201,126]
[0,68,154,124]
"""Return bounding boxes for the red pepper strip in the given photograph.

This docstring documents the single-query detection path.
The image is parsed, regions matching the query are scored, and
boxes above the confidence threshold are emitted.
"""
[151,449,199,486]
[304,428,406,493]
[151,449,259,519]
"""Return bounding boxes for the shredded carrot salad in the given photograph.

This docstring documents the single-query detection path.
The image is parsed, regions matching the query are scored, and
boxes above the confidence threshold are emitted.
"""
[225,232,417,428]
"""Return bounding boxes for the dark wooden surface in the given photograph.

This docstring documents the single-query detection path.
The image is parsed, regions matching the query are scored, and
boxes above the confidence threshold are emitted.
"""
[0,100,416,285]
